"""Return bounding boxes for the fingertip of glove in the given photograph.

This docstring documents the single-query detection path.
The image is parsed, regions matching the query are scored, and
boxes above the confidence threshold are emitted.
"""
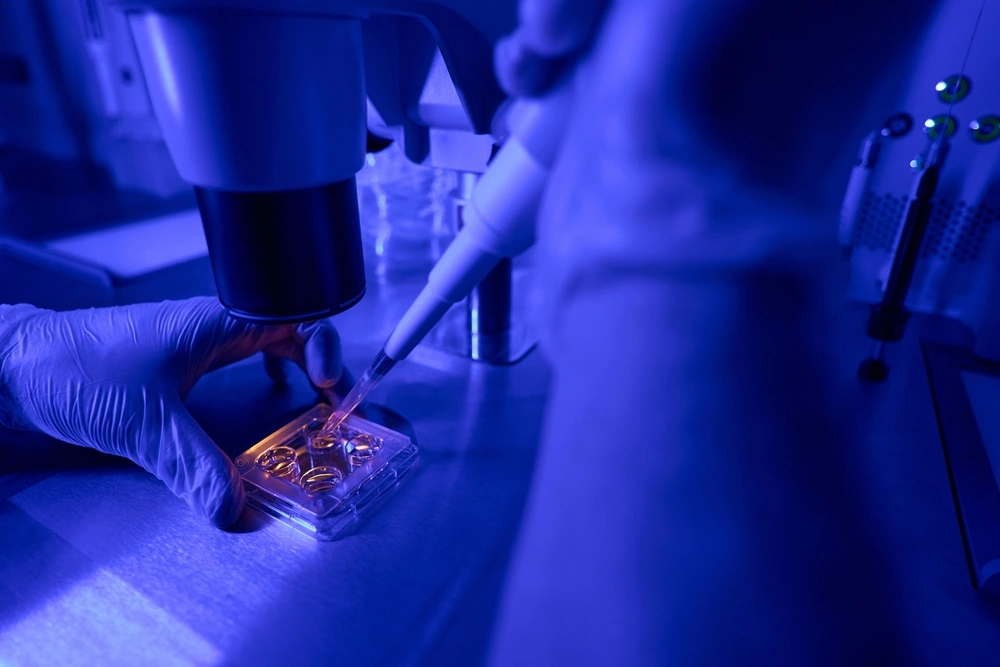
[302,323,346,390]
[263,353,290,388]
[495,34,553,98]
[217,462,247,529]
[192,460,246,529]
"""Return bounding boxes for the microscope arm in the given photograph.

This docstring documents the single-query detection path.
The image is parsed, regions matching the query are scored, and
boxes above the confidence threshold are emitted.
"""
[103,0,514,323]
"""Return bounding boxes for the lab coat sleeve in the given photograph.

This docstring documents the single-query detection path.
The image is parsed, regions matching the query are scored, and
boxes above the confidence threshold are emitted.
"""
[489,215,914,666]
[488,0,938,663]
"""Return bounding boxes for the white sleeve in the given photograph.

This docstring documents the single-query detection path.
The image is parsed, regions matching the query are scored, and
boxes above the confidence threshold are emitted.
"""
[488,0,938,662]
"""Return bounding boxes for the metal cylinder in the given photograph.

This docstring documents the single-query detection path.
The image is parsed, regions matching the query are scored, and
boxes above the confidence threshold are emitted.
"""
[195,178,366,324]
[126,11,366,191]
[454,172,514,364]
[468,259,513,362]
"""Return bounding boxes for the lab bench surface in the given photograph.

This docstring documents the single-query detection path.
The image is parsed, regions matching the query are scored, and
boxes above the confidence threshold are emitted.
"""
[0,275,550,666]
[3,278,1000,664]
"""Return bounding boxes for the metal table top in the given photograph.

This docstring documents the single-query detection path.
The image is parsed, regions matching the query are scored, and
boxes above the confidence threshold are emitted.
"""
[5,265,1000,665]
[0,275,550,666]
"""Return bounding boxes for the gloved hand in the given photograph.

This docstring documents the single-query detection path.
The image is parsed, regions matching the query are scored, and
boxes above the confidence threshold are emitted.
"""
[493,0,606,98]
[0,297,349,528]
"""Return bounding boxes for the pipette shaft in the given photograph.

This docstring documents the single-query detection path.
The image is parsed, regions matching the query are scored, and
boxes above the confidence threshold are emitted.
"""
[319,349,396,435]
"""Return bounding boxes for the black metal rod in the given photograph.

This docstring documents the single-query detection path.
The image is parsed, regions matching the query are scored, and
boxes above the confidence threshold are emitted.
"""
[857,161,941,382]
[468,259,512,337]
[467,258,512,363]
[453,185,515,364]
[879,166,940,313]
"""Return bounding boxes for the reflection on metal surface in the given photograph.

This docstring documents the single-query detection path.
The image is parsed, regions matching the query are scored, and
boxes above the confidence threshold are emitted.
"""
[0,570,222,665]
[415,179,536,366]
[468,259,513,363]
[426,297,537,367]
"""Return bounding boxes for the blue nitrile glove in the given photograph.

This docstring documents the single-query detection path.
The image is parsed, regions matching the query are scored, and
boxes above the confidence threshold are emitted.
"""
[0,297,349,528]
[488,0,939,665]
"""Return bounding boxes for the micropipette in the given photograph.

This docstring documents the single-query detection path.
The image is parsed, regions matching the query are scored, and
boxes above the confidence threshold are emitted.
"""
[318,81,575,435]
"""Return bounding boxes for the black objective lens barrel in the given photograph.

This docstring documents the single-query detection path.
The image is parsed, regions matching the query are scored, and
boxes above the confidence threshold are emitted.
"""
[195,178,366,324]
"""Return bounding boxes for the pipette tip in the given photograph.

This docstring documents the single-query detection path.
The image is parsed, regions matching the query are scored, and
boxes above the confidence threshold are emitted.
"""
[319,348,398,436]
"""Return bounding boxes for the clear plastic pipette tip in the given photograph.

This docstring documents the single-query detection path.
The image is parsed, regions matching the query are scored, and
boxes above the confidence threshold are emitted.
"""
[319,348,397,436]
